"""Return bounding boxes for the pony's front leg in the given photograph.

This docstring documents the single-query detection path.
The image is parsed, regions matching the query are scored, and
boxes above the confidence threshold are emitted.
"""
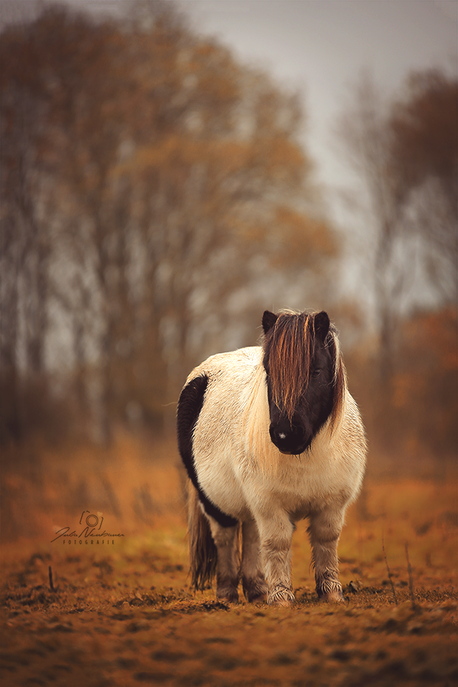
[241,519,267,603]
[257,514,295,607]
[207,517,240,603]
[308,506,346,603]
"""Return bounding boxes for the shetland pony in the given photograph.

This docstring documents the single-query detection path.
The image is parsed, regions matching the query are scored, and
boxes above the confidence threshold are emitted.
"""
[177,310,366,606]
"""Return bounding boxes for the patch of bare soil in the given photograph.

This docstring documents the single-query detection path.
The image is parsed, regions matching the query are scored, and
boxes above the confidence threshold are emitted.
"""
[1,466,457,687]
[1,541,457,685]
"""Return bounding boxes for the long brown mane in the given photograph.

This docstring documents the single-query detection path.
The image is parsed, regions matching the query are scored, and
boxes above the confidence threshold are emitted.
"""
[263,310,346,429]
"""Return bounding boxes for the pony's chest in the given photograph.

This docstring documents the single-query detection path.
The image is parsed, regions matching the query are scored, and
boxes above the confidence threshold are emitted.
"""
[251,457,343,518]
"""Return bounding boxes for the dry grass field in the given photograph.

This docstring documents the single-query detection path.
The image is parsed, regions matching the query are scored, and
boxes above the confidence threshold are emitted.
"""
[1,436,457,687]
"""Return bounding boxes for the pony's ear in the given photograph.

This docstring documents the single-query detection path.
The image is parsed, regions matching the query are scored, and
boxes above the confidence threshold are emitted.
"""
[314,311,330,342]
[262,310,278,335]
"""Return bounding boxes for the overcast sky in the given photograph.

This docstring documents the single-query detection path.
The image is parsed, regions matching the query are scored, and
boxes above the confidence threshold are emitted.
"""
[178,0,457,192]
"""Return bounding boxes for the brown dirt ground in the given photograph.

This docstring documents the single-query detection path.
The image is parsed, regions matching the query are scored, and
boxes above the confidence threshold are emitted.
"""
[1,445,457,687]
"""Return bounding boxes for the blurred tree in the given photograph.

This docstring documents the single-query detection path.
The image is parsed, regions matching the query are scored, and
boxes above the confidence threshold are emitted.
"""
[336,72,404,382]
[343,304,458,476]
[0,3,337,444]
[336,68,457,473]
[392,306,458,463]
[389,70,458,302]
[0,16,54,439]
[336,69,458,383]
[390,70,457,209]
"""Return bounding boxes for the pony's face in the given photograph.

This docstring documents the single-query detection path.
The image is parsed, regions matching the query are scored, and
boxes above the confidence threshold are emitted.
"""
[262,310,336,456]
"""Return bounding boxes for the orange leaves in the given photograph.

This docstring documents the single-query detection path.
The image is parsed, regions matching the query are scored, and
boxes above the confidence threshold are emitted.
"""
[344,304,457,465]
[401,307,458,373]
[266,205,337,270]
[387,306,457,455]
[117,136,251,182]
[250,134,307,187]
[392,372,423,411]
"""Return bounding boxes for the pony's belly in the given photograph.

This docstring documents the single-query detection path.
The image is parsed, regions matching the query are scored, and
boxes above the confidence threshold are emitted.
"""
[195,449,250,522]
[200,477,250,522]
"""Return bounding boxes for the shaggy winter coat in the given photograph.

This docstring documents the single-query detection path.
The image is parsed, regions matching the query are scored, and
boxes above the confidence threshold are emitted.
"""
[177,310,366,606]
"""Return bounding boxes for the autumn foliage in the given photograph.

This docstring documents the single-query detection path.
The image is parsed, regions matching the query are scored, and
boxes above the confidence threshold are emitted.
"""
[0,4,456,475]
[0,3,336,445]
[345,306,458,475]
[391,308,458,458]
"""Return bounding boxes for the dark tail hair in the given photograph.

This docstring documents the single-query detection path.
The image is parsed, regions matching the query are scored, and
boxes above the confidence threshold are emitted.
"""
[188,482,217,590]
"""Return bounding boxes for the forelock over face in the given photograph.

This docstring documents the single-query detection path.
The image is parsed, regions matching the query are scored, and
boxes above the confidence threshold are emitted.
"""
[262,311,314,422]
[262,309,343,455]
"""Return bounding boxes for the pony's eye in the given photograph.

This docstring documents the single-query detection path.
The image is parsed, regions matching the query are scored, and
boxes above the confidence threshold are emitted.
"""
[312,368,322,378]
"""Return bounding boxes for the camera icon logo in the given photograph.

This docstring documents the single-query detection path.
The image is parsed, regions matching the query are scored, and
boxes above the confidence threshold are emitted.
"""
[79,510,104,530]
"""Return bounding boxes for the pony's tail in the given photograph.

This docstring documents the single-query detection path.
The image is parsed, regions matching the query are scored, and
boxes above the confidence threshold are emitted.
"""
[187,482,217,591]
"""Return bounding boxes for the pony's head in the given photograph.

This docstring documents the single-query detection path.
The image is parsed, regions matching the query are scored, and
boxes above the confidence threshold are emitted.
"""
[262,309,345,456]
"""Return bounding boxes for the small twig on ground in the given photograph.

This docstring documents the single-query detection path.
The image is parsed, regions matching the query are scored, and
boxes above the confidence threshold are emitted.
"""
[48,565,55,592]
[382,535,398,606]
[405,543,417,612]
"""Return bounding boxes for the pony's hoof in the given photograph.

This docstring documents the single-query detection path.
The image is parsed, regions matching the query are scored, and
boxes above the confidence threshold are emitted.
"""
[267,586,295,607]
[269,596,294,607]
[217,588,239,604]
[318,589,345,603]
[243,577,268,603]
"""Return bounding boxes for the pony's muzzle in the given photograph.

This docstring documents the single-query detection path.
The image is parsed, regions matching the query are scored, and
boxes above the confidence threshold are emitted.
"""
[269,423,309,456]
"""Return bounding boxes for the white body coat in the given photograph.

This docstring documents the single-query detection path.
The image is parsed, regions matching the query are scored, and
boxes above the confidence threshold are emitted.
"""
[184,345,366,606]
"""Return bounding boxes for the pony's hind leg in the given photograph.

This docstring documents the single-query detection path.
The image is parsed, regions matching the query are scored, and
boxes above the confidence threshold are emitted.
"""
[207,517,240,603]
[241,519,267,603]
[308,506,345,603]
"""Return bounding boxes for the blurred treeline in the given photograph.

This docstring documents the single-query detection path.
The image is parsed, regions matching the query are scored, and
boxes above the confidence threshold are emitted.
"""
[337,67,458,474]
[0,2,336,446]
[0,2,457,474]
